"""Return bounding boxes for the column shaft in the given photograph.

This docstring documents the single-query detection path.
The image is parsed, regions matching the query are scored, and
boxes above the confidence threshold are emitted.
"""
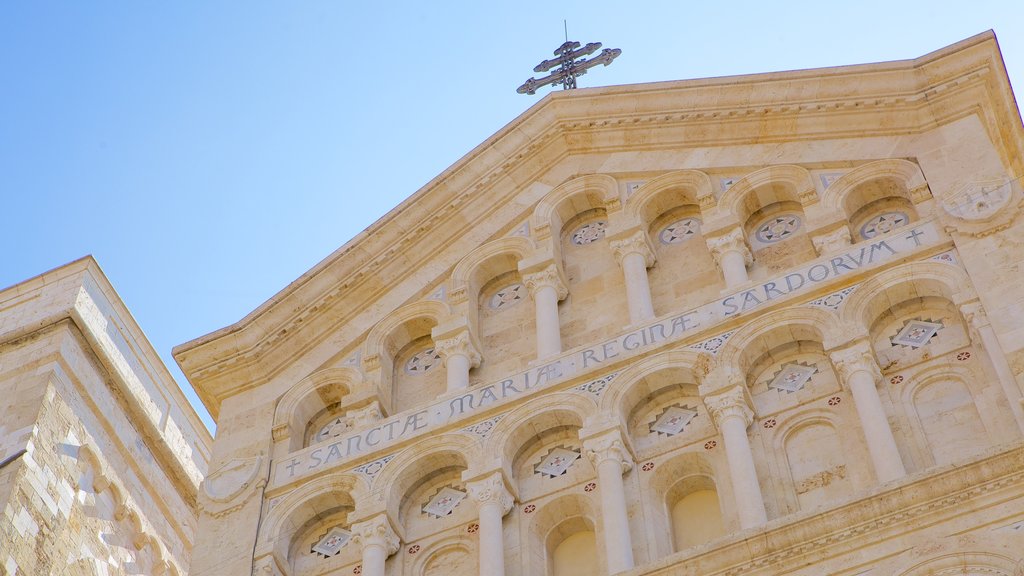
[360,544,387,576]
[719,414,767,528]
[621,251,655,323]
[847,370,906,482]
[445,353,470,392]
[478,501,506,576]
[534,284,561,358]
[596,458,634,573]
[720,249,749,287]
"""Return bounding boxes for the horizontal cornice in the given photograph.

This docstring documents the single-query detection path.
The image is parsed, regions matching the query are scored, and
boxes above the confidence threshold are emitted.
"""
[173,31,1024,419]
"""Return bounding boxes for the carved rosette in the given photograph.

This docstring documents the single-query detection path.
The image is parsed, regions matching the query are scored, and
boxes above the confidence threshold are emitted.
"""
[522,264,569,300]
[433,330,482,368]
[705,227,753,267]
[811,227,852,256]
[350,514,400,556]
[610,229,656,267]
[466,472,514,515]
[829,341,882,383]
[704,386,754,428]
[939,178,1023,237]
[583,431,633,474]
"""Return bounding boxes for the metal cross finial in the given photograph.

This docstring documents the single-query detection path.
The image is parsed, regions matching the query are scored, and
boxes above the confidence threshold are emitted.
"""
[517,39,621,95]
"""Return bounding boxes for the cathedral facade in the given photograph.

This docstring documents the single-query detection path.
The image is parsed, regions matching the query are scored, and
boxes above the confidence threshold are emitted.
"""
[178,31,1024,576]
[7,31,1023,576]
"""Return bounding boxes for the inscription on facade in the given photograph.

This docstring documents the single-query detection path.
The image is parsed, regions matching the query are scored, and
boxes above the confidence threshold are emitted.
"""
[274,221,944,486]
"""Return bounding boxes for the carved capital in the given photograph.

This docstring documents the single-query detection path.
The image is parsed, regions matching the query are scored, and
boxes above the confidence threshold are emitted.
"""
[347,401,383,429]
[811,227,852,256]
[522,264,569,300]
[609,229,655,267]
[583,430,633,474]
[433,330,482,368]
[465,472,514,515]
[705,227,753,267]
[704,385,754,428]
[829,340,881,383]
[350,514,400,556]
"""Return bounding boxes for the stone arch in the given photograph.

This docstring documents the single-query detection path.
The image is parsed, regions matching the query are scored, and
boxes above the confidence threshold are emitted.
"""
[259,472,365,561]
[529,493,602,576]
[624,170,716,230]
[531,174,620,243]
[772,410,854,512]
[486,392,594,468]
[895,551,1020,576]
[273,367,363,452]
[363,299,452,413]
[821,159,928,216]
[646,451,726,554]
[717,306,846,376]
[370,433,479,523]
[601,347,711,415]
[450,236,535,309]
[900,364,992,467]
[839,261,973,332]
[413,539,476,576]
[717,164,816,225]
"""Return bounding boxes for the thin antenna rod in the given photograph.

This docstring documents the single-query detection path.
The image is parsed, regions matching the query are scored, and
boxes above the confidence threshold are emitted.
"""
[564,20,568,42]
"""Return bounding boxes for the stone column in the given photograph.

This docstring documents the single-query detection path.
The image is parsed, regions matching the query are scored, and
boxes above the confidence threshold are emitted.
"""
[433,328,482,393]
[523,264,569,359]
[583,430,635,574]
[610,230,657,324]
[705,386,767,529]
[706,227,753,288]
[829,341,906,483]
[466,472,514,576]
[961,301,1024,433]
[350,514,399,576]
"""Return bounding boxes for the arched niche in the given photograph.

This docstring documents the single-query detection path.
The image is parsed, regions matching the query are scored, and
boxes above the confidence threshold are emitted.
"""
[363,300,451,414]
[528,494,602,576]
[821,159,928,218]
[531,174,620,245]
[775,415,854,512]
[416,541,477,576]
[450,236,536,384]
[273,367,362,452]
[903,366,991,468]
[645,452,727,556]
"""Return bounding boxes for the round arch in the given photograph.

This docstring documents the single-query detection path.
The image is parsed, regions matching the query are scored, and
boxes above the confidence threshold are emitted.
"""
[624,170,716,229]
[717,306,846,376]
[716,165,816,225]
[259,472,366,557]
[485,391,593,471]
[839,261,973,331]
[599,347,711,419]
[821,159,928,216]
[530,174,620,242]
[273,367,363,451]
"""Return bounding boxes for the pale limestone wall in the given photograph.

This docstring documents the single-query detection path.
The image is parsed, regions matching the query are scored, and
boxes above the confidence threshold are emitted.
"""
[0,260,210,576]
[181,33,1024,576]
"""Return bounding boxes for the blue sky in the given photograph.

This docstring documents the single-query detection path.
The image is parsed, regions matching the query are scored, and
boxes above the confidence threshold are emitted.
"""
[2,2,1022,433]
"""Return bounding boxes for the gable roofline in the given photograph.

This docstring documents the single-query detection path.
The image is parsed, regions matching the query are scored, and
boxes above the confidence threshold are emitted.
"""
[174,30,1024,419]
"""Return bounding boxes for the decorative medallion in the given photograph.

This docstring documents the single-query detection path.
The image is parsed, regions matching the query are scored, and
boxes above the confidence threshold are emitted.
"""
[571,221,608,245]
[688,331,734,355]
[584,482,597,492]
[641,462,655,472]
[316,417,349,443]
[930,250,958,264]
[860,212,909,239]
[535,446,581,478]
[762,418,777,429]
[463,415,504,439]
[755,214,802,244]
[828,396,842,406]
[407,545,421,555]
[957,351,972,361]
[704,440,717,450]
[889,375,904,385]
[351,454,396,480]
[353,565,362,574]
[311,527,351,557]
[467,523,479,533]
[649,405,698,436]
[808,286,857,311]
[659,218,701,245]
[767,362,817,394]
[405,347,442,375]
[522,504,536,514]
[423,486,467,518]
[576,372,618,398]
[891,319,943,349]
[488,283,525,310]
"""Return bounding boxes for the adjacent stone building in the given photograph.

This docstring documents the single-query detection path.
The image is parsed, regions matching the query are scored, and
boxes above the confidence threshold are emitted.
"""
[0,257,210,575]
[176,31,1024,576]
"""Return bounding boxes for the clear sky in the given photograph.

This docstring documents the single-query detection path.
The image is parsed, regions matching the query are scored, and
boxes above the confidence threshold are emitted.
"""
[2,1,1022,433]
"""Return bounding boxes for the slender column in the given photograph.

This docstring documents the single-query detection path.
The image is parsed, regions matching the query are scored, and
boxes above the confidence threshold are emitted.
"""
[583,430,634,574]
[466,472,514,576]
[610,230,656,324]
[433,328,481,392]
[523,264,569,359]
[350,514,399,576]
[705,386,767,529]
[830,341,906,483]
[706,227,753,288]
[961,302,1024,434]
